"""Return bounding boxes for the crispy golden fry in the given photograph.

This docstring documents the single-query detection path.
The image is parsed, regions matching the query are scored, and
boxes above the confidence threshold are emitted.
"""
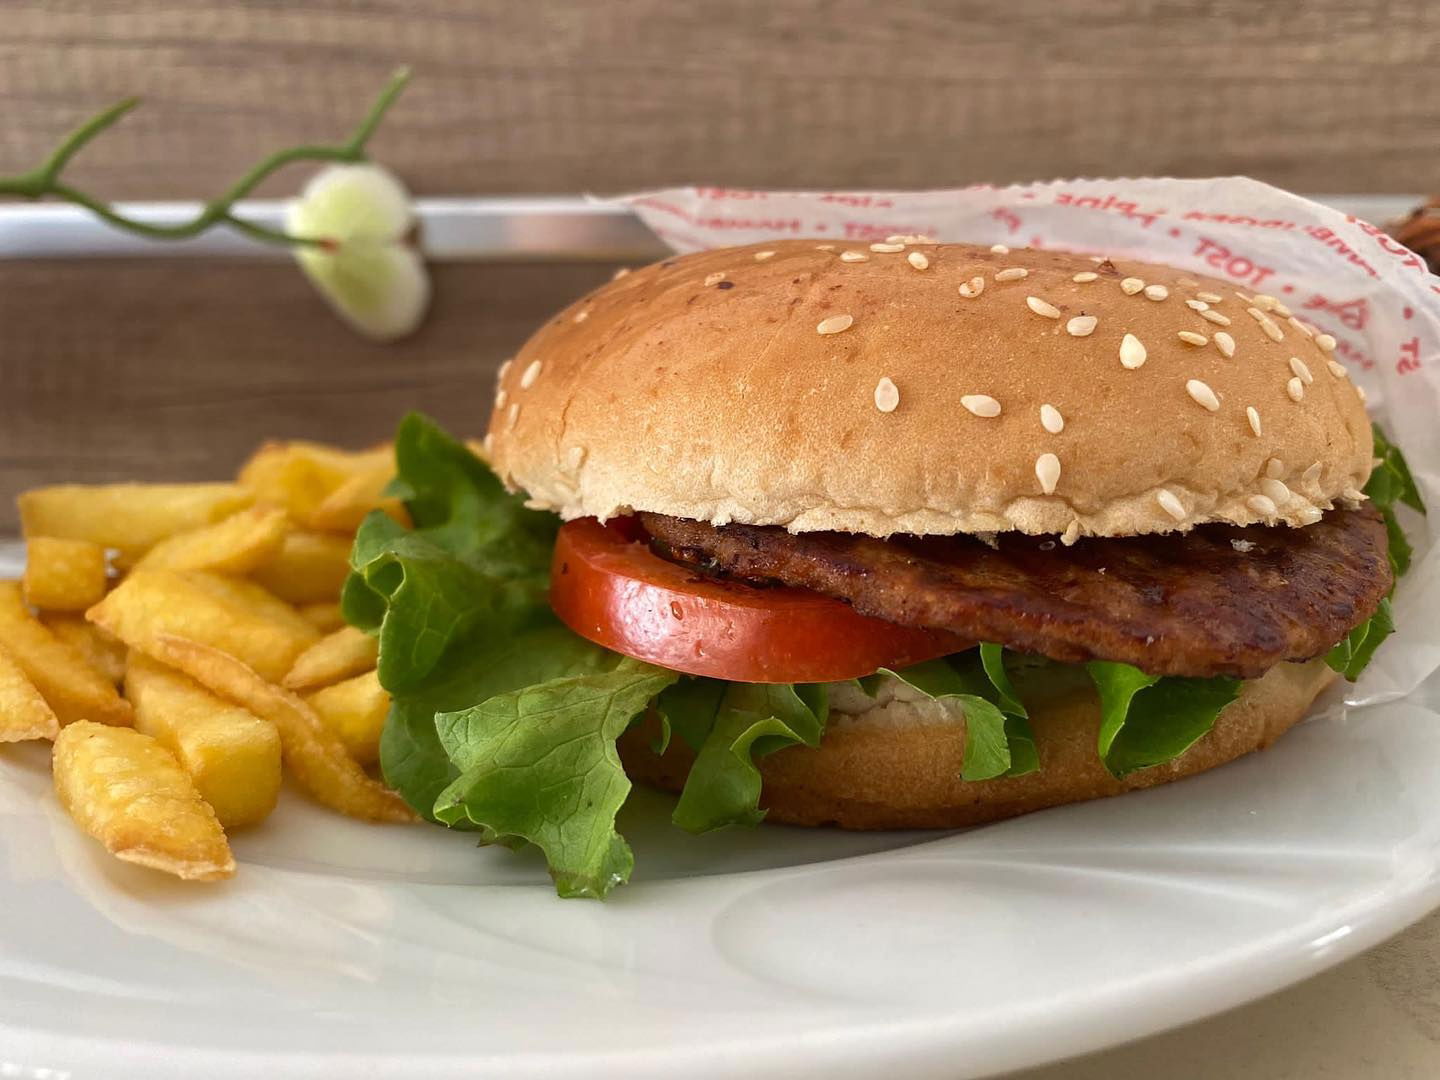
[87,570,317,684]
[238,441,393,522]
[125,653,282,829]
[53,720,235,881]
[39,614,127,685]
[142,634,413,823]
[22,537,109,612]
[283,625,379,691]
[251,531,354,605]
[298,602,346,632]
[132,505,289,575]
[0,582,131,726]
[18,483,253,556]
[306,466,408,533]
[306,670,389,766]
[0,644,59,742]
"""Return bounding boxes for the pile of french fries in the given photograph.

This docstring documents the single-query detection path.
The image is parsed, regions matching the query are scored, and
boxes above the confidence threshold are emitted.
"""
[0,441,417,883]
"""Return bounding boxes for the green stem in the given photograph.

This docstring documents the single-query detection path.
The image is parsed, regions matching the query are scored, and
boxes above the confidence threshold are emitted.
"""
[0,67,411,248]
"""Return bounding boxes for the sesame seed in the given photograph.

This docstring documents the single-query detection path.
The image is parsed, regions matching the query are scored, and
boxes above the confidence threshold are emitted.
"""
[1026,296,1062,319]
[1327,360,1348,378]
[907,251,930,270]
[498,359,513,381]
[1289,357,1314,384]
[1066,315,1098,337]
[815,244,836,251]
[1072,271,1099,283]
[1119,333,1147,369]
[754,250,776,261]
[482,433,494,455]
[959,276,985,298]
[1356,384,1367,403]
[1214,331,1236,357]
[870,242,905,253]
[1260,478,1291,505]
[1253,294,1278,312]
[1260,318,1284,342]
[817,314,854,335]
[495,388,507,409]
[1186,378,1220,411]
[1144,284,1170,301]
[1040,403,1064,433]
[1265,457,1284,479]
[1177,277,1200,287]
[507,402,520,430]
[1156,488,1187,521]
[885,235,909,244]
[1302,462,1322,488]
[1036,453,1061,495]
[1062,520,1081,546]
[704,272,728,287]
[995,267,1029,282]
[612,267,631,280]
[1235,292,1254,305]
[1247,406,1262,436]
[1247,494,1277,516]
[574,310,590,323]
[1201,309,1232,326]
[567,446,588,469]
[1286,376,1305,402]
[961,394,1002,418]
[1315,333,1338,352]
[1289,317,1314,338]
[1121,277,1145,295]
[1178,331,1209,346]
[991,244,1010,254]
[1297,506,1323,525]
[520,359,542,389]
[874,377,900,413]
[1185,299,1210,311]
[1272,301,1292,318]
[840,250,868,262]
[1197,291,1224,303]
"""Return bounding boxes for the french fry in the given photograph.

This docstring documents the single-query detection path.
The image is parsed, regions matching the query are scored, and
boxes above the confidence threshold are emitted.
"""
[18,483,253,556]
[306,670,389,765]
[39,614,127,685]
[22,537,109,612]
[0,582,131,726]
[132,505,289,575]
[238,441,393,522]
[283,625,379,691]
[125,653,282,829]
[53,720,235,881]
[251,531,354,605]
[142,634,414,823]
[298,602,346,633]
[306,466,408,533]
[0,645,59,742]
[87,570,317,684]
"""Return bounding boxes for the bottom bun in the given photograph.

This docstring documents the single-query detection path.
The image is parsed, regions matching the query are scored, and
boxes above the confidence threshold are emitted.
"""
[620,658,1337,829]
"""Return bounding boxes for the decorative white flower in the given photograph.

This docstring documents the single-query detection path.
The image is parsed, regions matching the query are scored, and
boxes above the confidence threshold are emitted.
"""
[287,163,429,341]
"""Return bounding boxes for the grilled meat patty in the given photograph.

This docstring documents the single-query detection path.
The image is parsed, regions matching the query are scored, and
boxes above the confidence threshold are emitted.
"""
[639,508,1392,679]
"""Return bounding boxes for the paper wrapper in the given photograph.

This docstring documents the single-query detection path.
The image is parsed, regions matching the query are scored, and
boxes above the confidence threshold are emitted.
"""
[618,179,1439,704]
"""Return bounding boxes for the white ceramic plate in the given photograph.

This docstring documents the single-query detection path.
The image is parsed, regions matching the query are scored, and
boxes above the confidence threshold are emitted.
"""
[3,543,1440,1080]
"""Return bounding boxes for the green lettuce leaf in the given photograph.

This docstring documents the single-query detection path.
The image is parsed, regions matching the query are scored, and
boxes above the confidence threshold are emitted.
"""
[874,647,1038,781]
[1086,662,1241,778]
[433,661,678,898]
[1326,596,1396,682]
[667,681,828,833]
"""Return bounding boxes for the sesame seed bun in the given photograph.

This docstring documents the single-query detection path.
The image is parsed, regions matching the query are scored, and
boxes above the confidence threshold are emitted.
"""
[618,657,1336,829]
[487,240,1373,539]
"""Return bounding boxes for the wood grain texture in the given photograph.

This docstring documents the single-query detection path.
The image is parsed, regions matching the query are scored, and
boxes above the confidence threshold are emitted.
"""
[0,259,617,531]
[1,1,1438,199]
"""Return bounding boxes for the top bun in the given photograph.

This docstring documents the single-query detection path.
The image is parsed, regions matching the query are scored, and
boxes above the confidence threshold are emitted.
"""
[486,239,1373,539]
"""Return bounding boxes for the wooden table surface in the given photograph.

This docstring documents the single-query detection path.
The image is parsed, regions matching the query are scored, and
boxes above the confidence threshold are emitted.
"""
[2,3,1439,1077]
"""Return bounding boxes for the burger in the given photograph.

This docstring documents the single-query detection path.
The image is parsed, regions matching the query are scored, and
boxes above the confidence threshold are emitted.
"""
[347,239,1417,898]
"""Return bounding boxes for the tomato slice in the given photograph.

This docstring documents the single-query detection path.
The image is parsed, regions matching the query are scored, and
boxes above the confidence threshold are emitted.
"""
[550,518,968,684]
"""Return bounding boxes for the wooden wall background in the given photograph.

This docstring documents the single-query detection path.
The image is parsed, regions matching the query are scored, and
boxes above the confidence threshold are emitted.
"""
[3,0,1439,529]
